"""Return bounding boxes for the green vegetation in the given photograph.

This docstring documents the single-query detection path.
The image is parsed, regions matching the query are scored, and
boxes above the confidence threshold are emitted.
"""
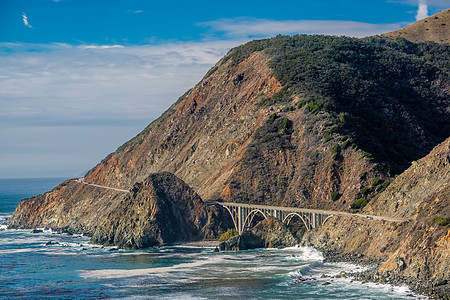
[224,35,449,174]
[331,191,341,201]
[432,215,450,227]
[331,144,341,160]
[296,100,307,108]
[281,118,292,135]
[371,177,382,187]
[269,113,278,120]
[342,140,350,150]
[305,100,325,115]
[219,228,239,241]
[351,197,368,209]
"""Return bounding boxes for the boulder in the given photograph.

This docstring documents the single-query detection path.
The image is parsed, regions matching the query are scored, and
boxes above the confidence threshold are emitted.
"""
[219,218,298,251]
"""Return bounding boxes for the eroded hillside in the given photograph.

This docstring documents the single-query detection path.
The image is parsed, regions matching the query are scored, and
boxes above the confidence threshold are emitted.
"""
[9,35,449,235]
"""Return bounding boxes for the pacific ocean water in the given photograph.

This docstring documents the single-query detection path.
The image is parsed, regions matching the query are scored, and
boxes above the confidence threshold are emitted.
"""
[0,178,427,299]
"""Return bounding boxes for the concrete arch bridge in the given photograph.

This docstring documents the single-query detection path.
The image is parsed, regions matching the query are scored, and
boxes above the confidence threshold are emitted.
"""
[210,202,405,234]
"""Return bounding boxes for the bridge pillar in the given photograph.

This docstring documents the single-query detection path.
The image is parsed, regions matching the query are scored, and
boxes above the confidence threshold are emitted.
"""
[238,206,243,234]
[312,213,317,228]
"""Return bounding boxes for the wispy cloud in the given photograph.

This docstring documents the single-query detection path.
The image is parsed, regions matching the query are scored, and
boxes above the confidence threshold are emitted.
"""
[22,12,33,29]
[79,45,125,49]
[199,18,404,39]
[416,0,429,21]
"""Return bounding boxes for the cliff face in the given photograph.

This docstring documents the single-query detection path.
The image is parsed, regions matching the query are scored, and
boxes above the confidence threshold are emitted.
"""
[302,138,450,296]
[9,172,231,248]
[90,172,229,249]
[8,34,449,257]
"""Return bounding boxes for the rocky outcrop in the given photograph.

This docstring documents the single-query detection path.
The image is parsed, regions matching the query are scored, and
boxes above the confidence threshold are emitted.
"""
[302,138,450,298]
[90,172,229,249]
[9,172,232,248]
[219,218,298,251]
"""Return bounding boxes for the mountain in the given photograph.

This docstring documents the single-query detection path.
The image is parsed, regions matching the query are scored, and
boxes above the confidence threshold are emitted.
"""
[7,16,450,298]
[303,137,449,297]
[383,8,450,44]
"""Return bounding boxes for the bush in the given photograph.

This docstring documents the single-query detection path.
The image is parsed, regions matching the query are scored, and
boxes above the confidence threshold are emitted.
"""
[331,144,341,160]
[269,113,278,120]
[305,100,324,115]
[432,215,450,227]
[331,191,341,201]
[372,177,382,187]
[351,197,368,209]
[342,140,350,150]
[297,100,307,108]
[281,118,292,135]
[219,228,239,241]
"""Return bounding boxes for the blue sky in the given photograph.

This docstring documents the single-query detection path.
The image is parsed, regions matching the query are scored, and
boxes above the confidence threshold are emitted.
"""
[0,0,448,178]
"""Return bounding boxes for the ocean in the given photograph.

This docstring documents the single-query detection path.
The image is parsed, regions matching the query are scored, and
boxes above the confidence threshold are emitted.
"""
[0,178,426,299]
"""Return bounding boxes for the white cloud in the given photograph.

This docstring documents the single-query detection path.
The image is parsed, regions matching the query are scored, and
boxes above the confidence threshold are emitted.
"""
[79,45,125,49]
[199,18,404,39]
[0,41,238,177]
[416,0,429,20]
[22,12,33,29]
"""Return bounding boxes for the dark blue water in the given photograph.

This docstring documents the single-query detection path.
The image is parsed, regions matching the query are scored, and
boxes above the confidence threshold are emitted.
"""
[0,178,426,299]
[0,177,67,215]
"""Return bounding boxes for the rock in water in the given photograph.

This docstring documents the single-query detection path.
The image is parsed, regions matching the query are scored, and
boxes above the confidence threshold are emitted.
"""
[219,218,298,251]
[90,172,226,249]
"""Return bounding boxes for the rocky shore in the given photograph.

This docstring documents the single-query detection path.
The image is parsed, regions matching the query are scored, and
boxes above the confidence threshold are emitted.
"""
[318,249,449,300]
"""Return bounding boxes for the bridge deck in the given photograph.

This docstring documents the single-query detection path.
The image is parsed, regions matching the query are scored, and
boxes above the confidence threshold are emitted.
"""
[216,202,407,223]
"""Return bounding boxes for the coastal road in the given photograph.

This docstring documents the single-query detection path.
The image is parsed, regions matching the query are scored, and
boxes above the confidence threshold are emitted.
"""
[73,178,129,193]
[73,178,407,223]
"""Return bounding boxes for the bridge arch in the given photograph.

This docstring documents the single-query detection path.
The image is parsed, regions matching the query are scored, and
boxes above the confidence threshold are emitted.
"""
[321,215,334,226]
[283,212,310,231]
[220,205,239,233]
[242,209,268,232]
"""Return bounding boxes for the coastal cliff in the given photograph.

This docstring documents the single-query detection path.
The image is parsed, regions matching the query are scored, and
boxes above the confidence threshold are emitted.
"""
[302,138,450,298]
[8,10,450,297]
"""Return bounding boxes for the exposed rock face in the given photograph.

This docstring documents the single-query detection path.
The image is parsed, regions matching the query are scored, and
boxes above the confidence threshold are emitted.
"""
[219,218,298,251]
[383,9,450,44]
[9,172,231,248]
[90,172,228,249]
[302,138,450,298]
[7,29,450,296]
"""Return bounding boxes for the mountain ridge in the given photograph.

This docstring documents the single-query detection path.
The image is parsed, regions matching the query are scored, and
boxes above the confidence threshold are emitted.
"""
[383,8,450,44]
[7,16,450,298]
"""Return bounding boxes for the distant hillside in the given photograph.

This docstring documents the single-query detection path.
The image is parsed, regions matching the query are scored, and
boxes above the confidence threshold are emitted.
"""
[383,8,450,44]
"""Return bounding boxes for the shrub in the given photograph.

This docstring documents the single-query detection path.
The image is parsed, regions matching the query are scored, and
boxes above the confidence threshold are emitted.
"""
[305,100,324,115]
[342,140,350,150]
[360,187,373,197]
[331,144,341,160]
[219,228,239,241]
[331,191,341,201]
[281,118,292,135]
[297,100,307,108]
[327,126,338,135]
[371,177,382,187]
[432,215,450,227]
[359,172,367,181]
[351,197,368,209]
[269,113,278,120]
